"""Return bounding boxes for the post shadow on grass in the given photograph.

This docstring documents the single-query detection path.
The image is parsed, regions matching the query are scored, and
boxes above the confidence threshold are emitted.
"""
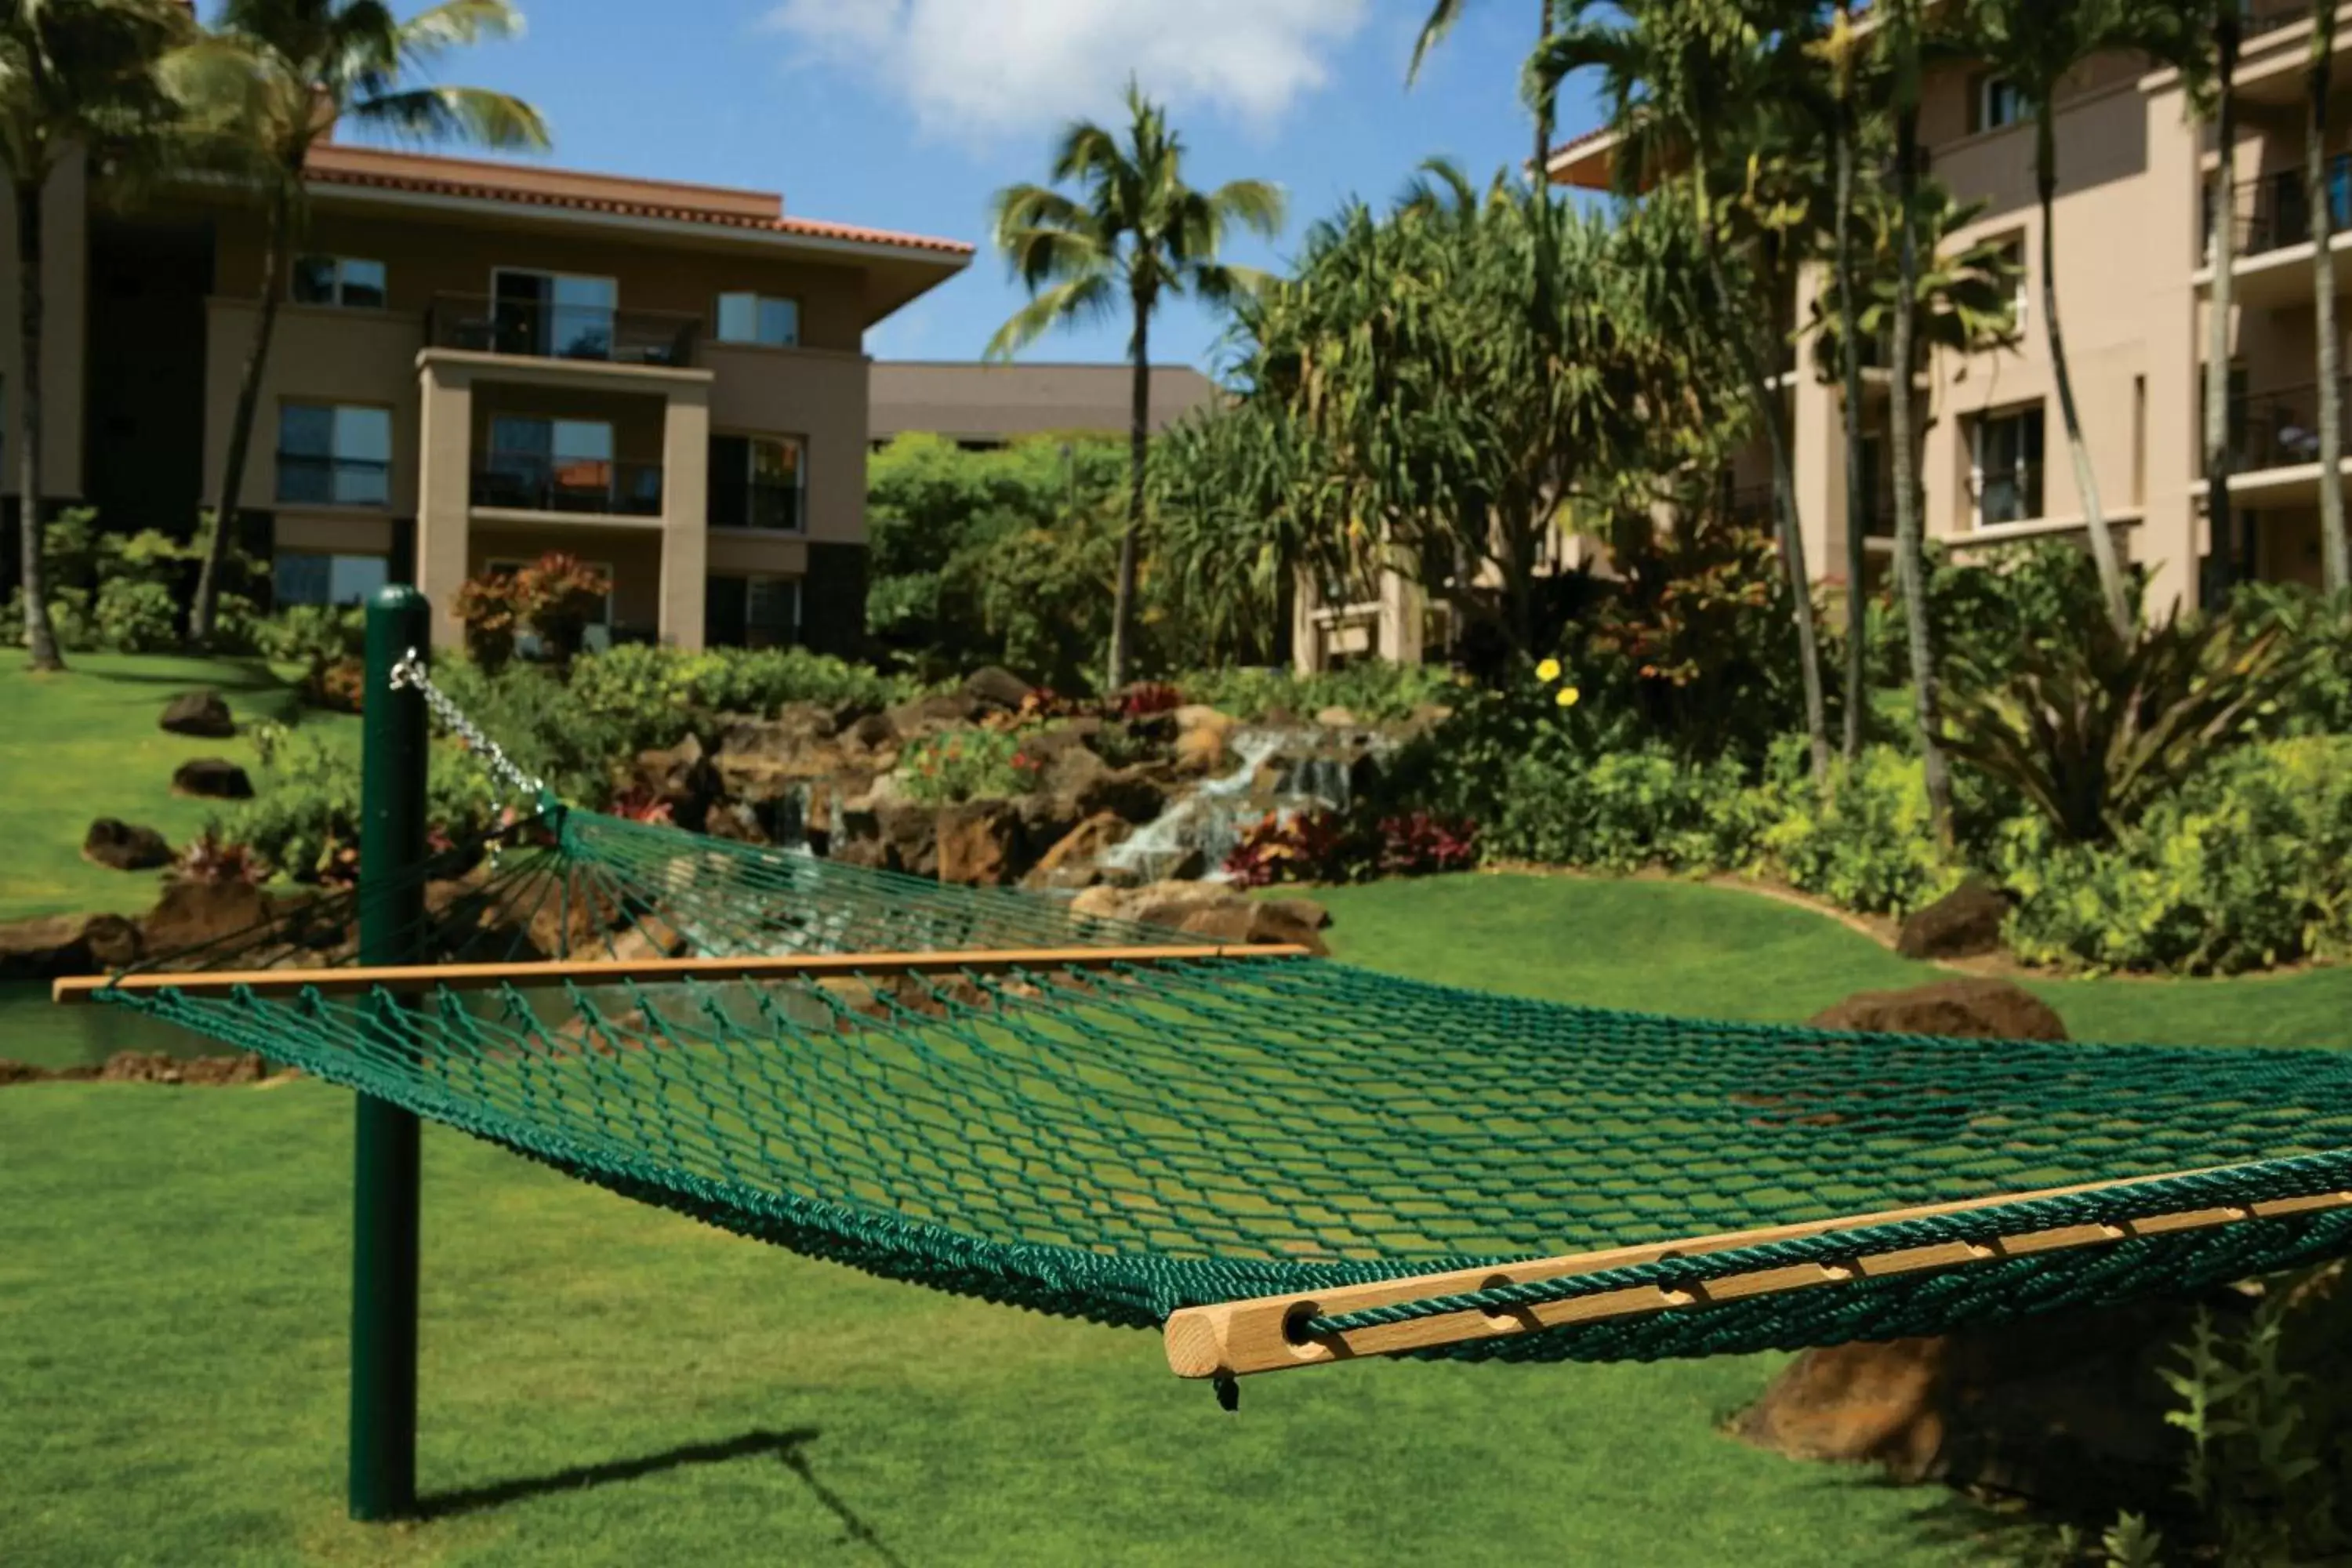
[415,1425,906,1564]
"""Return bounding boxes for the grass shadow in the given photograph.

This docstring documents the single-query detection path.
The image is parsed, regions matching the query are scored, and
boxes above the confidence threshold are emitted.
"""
[416,1425,906,1563]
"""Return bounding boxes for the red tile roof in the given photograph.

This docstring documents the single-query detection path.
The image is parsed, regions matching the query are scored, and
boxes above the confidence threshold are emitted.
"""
[303,146,973,258]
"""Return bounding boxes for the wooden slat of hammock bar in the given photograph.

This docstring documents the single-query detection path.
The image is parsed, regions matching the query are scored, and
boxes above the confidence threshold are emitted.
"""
[50,943,1316,1005]
[1163,1171,2352,1381]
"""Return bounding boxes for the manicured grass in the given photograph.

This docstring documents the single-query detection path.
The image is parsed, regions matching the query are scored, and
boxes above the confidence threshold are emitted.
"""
[0,653,358,923]
[9,872,2347,1564]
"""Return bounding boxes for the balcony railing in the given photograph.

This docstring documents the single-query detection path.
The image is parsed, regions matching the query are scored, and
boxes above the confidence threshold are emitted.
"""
[711,480,805,533]
[276,452,391,506]
[471,456,664,516]
[2211,153,2352,257]
[429,293,701,368]
[1971,462,2045,527]
[2226,378,2352,474]
[2245,0,2316,38]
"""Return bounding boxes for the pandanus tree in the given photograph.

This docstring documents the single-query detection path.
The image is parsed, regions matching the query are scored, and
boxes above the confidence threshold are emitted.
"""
[986,82,1284,692]
[174,0,548,645]
[1530,0,1835,783]
[0,0,191,671]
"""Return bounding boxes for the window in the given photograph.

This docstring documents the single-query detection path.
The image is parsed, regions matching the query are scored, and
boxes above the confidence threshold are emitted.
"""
[704,574,800,649]
[707,434,806,531]
[492,269,618,359]
[479,416,642,513]
[276,402,392,505]
[291,256,387,309]
[1970,405,2046,527]
[274,551,388,608]
[1972,73,2024,133]
[715,292,800,348]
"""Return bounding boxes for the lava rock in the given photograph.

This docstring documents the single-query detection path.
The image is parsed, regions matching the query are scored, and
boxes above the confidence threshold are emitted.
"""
[1076,764,1170,826]
[960,666,1036,712]
[141,879,276,955]
[169,757,253,800]
[1022,812,1135,889]
[158,688,236,738]
[1897,877,2011,960]
[0,912,143,978]
[1807,978,2067,1042]
[936,800,1025,887]
[82,818,172,872]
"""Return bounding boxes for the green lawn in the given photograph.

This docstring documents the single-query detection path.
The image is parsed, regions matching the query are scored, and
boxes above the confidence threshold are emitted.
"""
[0,653,358,923]
[15,873,2350,1565]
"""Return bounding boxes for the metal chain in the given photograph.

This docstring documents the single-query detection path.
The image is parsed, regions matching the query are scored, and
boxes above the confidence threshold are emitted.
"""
[387,646,550,803]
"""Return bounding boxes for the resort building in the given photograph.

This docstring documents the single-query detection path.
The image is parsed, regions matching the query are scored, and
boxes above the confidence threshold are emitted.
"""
[1547,0,2347,619]
[868,361,1218,451]
[3,140,971,655]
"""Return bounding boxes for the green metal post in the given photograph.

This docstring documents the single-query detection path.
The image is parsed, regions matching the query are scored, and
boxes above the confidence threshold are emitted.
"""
[350,585,430,1521]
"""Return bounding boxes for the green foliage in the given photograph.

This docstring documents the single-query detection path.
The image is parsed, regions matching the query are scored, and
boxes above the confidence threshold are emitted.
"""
[216,722,495,882]
[1758,744,1962,916]
[5,510,265,655]
[1929,541,2123,693]
[866,433,1127,688]
[1173,662,1463,725]
[1995,737,2352,975]
[896,728,1044,805]
[2234,583,2352,737]
[1487,739,1765,874]
[1942,604,2301,844]
[565,643,916,739]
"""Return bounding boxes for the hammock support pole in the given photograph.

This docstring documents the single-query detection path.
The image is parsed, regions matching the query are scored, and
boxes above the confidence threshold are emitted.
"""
[349,586,429,1523]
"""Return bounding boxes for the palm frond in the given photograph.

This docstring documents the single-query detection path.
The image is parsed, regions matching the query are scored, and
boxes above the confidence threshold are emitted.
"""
[1408,0,1472,84]
[348,84,548,151]
[397,0,528,65]
[984,273,1118,361]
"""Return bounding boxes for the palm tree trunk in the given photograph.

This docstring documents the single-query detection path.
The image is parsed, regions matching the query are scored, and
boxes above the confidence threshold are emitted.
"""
[2206,16,2242,602]
[1532,0,1554,174]
[1107,299,1148,692]
[1699,205,1829,785]
[1890,106,1951,844]
[16,176,60,672]
[2038,108,2132,637]
[2313,2,2348,593]
[192,179,292,644]
[1835,107,1867,762]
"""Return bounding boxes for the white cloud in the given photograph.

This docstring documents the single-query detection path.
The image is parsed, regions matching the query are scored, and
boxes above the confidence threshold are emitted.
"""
[765,0,1368,140]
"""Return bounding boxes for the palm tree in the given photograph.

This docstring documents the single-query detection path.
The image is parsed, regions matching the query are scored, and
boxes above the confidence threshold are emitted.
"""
[2309,0,2349,591]
[1966,0,2182,638]
[1530,0,1835,783]
[987,82,1284,692]
[2196,2,2241,599]
[0,0,189,671]
[1412,0,1560,172]
[176,0,547,644]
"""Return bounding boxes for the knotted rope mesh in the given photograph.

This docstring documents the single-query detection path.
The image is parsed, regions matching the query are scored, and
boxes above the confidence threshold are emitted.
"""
[93,807,2352,1363]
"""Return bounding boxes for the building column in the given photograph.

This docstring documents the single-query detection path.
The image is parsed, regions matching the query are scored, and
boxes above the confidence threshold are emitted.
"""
[1379,565,1424,666]
[2142,77,2204,615]
[659,382,710,650]
[412,357,474,650]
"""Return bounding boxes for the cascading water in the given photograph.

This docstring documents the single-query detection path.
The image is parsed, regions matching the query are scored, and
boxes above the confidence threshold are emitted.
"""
[1104,728,1352,884]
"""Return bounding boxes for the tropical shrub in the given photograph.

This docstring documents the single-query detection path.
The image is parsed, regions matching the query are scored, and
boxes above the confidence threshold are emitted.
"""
[897,728,1041,805]
[1941,604,2302,844]
[1174,662,1462,725]
[514,552,611,670]
[252,604,368,710]
[1755,743,1962,916]
[2235,582,2352,737]
[1994,736,2352,974]
[564,642,917,731]
[1223,808,1476,888]
[449,571,524,673]
[1487,741,1766,874]
[216,723,499,884]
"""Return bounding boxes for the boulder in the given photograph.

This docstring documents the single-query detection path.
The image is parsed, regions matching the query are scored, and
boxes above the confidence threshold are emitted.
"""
[1022,812,1134,889]
[1315,706,1359,729]
[884,691,982,738]
[1808,978,2067,1043]
[1076,764,1170,826]
[1173,724,1231,778]
[159,688,235,739]
[633,734,716,816]
[874,801,940,878]
[937,800,1025,887]
[960,666,1036,712]
[1734,1298,2214,1508]
[169,757,252,800]
[96,1050,269,1087]
[1070,881,1331,956]
[702,801,769,844]
[82,818,172,872]
[0,912,143,978]
[142,879,274,955]
[1897,877,2011,961]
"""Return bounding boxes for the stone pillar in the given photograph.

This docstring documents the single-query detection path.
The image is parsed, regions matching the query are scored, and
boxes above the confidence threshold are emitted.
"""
[412,356,474,651]
[1379,567,1424,666]
[658,381,710,650]
[1291,567,1325,674]
[2141,77,2204,615]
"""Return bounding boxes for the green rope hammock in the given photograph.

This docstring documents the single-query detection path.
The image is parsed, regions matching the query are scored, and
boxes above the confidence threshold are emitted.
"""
[83,803,2352,1371]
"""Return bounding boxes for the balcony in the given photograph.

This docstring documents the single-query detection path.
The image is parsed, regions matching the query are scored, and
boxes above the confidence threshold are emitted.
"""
[428,293,701,368]
[470,456,664,518]
[710,479,804,534]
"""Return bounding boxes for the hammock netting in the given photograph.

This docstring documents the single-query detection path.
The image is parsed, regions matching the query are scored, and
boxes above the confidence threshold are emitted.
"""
[94,806,2352,1365]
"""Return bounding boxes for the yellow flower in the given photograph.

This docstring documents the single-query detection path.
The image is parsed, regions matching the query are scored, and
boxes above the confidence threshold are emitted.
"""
[1534,657,1563,683]
[1555,686,1581,709]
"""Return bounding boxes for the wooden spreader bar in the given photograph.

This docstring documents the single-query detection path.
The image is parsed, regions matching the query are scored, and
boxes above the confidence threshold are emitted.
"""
[52,943,1315,1005]
[1163,1170,2352,1381]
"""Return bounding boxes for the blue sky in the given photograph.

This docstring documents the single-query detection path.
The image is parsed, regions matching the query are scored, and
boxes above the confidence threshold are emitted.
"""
[322,1,1602,374]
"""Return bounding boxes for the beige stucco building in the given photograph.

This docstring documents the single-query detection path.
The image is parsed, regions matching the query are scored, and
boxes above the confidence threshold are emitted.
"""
[5,140,970,653]
[1298,2,2352,670]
